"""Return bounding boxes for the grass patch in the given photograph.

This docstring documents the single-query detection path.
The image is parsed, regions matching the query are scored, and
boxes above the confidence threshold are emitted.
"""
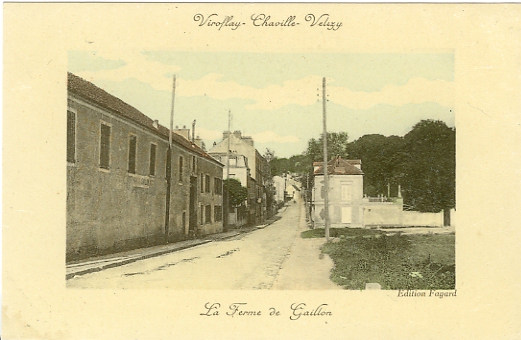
[322,233,455,290]
[301,227,385,239]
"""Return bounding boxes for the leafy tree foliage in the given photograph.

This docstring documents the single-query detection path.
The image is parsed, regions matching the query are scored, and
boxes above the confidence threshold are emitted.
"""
[270,154,312,177]
[345,120,455,212]
[400,120,455,212]
[270,119,454,213]
[347,134,405,197]
[307,132,350,163]
[223,178,248,207]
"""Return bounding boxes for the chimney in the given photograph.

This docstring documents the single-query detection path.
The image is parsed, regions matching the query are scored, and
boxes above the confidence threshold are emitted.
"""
[153,120,159,129]
[174,127,190,140]
[242,136,254,146]
[223,131,231,140]
[233,130,242,138]
[194,135,203,148]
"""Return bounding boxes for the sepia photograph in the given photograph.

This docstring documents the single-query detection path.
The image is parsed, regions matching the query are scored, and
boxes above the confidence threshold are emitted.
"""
[4,3,521,339]
[66,51,455,290]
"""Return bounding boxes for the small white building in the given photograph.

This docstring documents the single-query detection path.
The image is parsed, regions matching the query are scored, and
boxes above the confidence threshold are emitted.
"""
[312,156,364,228]
[209,152,250,186]
[273,175,286,203]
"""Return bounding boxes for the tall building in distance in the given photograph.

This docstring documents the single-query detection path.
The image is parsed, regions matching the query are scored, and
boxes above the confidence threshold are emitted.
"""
[208,131,269,225]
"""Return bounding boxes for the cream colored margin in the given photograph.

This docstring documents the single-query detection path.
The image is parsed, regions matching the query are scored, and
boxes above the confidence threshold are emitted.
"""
[3,4,521,340]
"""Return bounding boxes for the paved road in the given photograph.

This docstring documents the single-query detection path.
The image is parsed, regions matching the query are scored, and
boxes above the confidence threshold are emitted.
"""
[67,201,310,289]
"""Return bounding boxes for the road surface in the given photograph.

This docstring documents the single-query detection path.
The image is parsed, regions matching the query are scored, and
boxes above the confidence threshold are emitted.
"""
[67,199,339,289]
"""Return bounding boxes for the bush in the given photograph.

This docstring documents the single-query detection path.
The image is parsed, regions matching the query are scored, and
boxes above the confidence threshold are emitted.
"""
[322,233,455,290]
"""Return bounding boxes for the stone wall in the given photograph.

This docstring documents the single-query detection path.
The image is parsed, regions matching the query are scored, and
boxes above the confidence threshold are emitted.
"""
[66,95,223,261]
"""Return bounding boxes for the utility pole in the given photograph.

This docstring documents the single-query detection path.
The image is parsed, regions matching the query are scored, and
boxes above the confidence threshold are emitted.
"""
[225,110,231,231]
[164,75,176,243]
[322,77,330,242]
[169,75,176,148]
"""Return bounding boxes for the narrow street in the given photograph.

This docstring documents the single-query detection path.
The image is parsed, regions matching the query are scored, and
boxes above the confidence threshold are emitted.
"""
[67,198,338,289]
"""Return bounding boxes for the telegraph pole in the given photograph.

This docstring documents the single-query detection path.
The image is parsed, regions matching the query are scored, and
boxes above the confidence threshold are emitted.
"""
[322,77,330,242]
[164,75,176,243]
[224,110,231,230]
[169,75,176,148]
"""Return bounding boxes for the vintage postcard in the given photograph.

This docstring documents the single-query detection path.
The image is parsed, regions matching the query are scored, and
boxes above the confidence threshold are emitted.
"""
[3,3,521,339]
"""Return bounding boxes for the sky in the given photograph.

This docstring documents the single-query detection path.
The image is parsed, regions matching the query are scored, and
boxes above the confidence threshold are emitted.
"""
[69,51,454,158]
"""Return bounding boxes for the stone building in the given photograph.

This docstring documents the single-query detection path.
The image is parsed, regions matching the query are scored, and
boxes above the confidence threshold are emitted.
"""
[208,131,269,225]
[312,156,364,228]
[66,73,223,261]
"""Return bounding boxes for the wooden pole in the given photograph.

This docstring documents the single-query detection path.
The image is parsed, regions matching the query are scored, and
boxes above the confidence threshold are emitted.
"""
[165,75,176,243]
[225,110,231,230]
[169,75,176,148]
[322,77,330,242]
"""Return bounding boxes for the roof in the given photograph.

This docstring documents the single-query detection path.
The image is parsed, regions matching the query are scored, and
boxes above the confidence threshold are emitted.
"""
[314,156,363,175]
[67,72,222,166]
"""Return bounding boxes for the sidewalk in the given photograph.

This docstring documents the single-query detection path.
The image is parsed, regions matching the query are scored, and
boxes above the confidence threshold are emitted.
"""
[271,201,342,290]
[66,214,281,280]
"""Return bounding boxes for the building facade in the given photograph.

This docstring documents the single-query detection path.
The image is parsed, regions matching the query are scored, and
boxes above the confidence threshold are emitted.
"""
[312,156,364,228]
[208,131,269,225]
[67,73,223,261]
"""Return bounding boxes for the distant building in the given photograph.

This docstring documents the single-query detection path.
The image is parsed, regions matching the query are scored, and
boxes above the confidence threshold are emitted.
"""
[209,131,269,225]
[312,156,364,228]
[209,152,250,186]
[273,176,286,204]
[67,73,223,261]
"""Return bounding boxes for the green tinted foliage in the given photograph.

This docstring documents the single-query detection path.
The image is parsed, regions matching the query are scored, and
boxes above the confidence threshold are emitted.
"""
[223,178,248,207]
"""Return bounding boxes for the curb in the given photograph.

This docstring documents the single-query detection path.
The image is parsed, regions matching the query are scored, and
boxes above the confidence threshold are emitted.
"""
[66,239,211,280]
[67,216,283,280]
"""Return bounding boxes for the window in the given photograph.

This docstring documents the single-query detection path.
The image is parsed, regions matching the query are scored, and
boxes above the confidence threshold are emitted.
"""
[178,156,184,182]
[205,205,211,224]
[341,184,352,201]
[100,123,111,169]
[200,205,204,224]
[200,173,204,193]
[214,206,222,222]
[192,155,196,171]
[205,175,211,193]
[214,178,223,195]
[149,144,157,176]
[67,110,76,163]
[128,135,137,174]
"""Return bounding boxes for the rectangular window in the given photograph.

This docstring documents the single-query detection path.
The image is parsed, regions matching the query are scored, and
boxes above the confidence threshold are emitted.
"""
[100,123,111,169]
[214,178,223,195]
[128,135,137,174]
[192,155,196,171]
[205,175,211,193]
[200,173,204,193]
[341,184,352,201]
[205,205,211,224]
[67,110,76,163]
[178,156,184,182]
[200,205,204,224]
[214,206,222,222]
[149,144,157,176]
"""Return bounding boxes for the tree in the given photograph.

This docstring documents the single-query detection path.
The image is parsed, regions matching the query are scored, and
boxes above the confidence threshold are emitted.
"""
[400,120,455,212]
[223,179,248,207]
[263,148,277,216]
[306,132,350,163]
[347,134,405,197]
